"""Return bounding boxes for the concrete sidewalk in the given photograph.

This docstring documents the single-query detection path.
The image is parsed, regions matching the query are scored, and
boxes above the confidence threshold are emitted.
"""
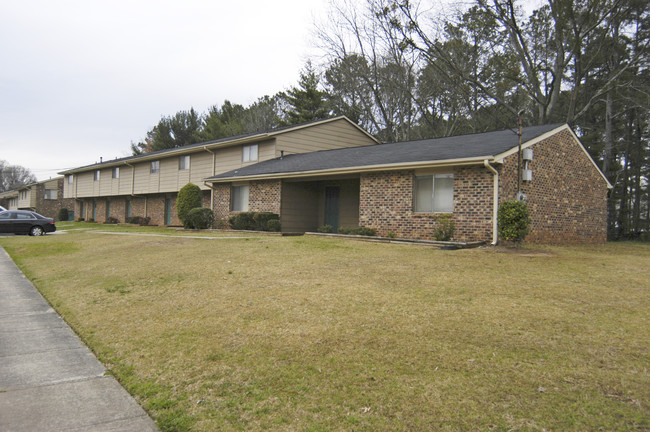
[0,247,158,431]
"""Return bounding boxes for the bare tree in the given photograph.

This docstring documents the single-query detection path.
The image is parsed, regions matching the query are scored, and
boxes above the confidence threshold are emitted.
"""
[0,160,37,192]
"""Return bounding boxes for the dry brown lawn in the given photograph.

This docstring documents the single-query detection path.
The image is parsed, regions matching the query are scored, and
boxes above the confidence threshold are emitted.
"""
[1,225,648,431]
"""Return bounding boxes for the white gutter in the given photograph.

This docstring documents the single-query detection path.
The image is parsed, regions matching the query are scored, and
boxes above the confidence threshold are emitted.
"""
[203,146,216,210]
[484,160,499,245]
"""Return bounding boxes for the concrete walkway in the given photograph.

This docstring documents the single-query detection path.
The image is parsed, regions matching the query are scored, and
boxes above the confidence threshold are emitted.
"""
[0,247,158,431]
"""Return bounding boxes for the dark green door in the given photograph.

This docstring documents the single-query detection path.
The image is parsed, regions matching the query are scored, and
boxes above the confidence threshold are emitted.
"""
[324,187,340,232]
[165,198,172,225]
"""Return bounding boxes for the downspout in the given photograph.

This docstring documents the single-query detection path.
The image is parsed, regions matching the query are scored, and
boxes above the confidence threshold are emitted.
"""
[484,160,499,245]
[124,162,135,196]
[204,146,216,211]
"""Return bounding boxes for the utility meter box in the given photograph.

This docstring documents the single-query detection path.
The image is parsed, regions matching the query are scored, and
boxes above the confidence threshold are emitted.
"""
[522,148,534,161]
[522,169,533,181]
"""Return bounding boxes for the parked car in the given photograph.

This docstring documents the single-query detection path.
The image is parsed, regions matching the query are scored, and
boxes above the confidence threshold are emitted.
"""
[0,206,6,212]
[0,210,56,236]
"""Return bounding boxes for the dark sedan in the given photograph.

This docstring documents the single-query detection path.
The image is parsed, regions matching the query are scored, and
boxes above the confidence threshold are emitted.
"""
[0,210,57,236]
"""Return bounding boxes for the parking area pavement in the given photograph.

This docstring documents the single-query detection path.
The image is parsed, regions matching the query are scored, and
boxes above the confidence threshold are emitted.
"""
[0,246,158,431]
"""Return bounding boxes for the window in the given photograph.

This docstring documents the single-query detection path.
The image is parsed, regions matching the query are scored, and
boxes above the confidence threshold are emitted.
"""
[44,189,57,200]
[414,173,454,213]
[68,175,74,184]
[179,155,190,170]
[94,170,100,181]
[150,160,160,173]
[242,144,258,163]
[112,167,119,179]
[231,185,249,212]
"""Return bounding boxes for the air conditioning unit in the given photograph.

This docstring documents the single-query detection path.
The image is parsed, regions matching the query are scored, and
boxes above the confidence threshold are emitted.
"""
[522,169,532,182]
[522,148,533,161]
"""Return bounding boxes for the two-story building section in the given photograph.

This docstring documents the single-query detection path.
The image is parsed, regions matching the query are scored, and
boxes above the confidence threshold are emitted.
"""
[0,177,74,220]
[59,117,378,225]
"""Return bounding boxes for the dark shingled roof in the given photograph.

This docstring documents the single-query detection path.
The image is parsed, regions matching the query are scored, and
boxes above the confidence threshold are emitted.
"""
[207,123,564,180]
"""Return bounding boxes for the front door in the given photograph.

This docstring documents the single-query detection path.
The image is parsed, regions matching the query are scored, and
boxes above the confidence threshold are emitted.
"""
[324,186,340,232]
[165,198,172,225]
[79,202,84,221]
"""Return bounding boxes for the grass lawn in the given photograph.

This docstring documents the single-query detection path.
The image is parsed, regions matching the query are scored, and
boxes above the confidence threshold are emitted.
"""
[1,225,648,431]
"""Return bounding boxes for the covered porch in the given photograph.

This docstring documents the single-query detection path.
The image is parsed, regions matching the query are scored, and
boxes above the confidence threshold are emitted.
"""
[280,176,360,233]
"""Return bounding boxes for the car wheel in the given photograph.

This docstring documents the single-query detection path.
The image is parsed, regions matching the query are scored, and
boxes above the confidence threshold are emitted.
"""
[30,226,44,236]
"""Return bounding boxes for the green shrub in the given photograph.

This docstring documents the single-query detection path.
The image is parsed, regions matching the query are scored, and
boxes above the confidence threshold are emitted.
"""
[266,219,281,232]
[176,183,203,227]
[127,216,150,226]
[88,218,95,223]
[387,232,396,239]
[253,212,280,231]
[317,225,333,233]
[229,212,256,230]
[498,200,531,245]
[77,217,85,222]
[104,217,120,224]
[185,208,215,229]
[57,208,69,222]
[338,226,377,236]
[229,212,280,231]
[433,215,456,241]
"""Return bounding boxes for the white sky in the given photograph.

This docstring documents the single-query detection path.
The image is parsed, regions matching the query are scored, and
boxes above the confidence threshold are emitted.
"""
[0,0,330,180]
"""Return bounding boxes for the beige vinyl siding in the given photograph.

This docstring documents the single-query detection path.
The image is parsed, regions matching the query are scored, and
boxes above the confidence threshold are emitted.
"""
[119,166,134,195]
[63,176,73,198]
[133,163,151,194]
[75,172,94,197]
[44,179,58,190]
[17,190,31,208]
[275,119,375,156]
[214,139,276,176]
[258,141,275,164]
[99,169,112,196]
[159,158,178,192]
[189,152,214,190]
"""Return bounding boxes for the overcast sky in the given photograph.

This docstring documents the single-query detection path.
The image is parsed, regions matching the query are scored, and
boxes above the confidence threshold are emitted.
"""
[1,0,330,180]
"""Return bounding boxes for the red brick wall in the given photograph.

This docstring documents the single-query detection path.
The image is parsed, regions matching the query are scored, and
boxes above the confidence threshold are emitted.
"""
[249,180,282,214]
[212,184,232,224]
[75,193,207,226]
[359,169,493,242]
[32,179,75,220]
[212,181,281,228]
[498,129,609,243]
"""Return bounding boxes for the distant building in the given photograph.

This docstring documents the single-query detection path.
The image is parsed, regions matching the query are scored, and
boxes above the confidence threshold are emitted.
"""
[0,177,75,220]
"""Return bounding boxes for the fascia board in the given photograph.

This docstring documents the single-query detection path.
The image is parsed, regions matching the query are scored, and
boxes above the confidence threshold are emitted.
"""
[205,156,493,183]
[494,124,613,189]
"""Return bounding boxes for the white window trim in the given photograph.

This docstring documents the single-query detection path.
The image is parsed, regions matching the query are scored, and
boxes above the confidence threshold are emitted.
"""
[179,155,190,170]
[112,167,120,179]
[414,173,454,213]
[94,170,100,181]
[231,184,250,212]
[151,160,160,174]
[243,144,258,163]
